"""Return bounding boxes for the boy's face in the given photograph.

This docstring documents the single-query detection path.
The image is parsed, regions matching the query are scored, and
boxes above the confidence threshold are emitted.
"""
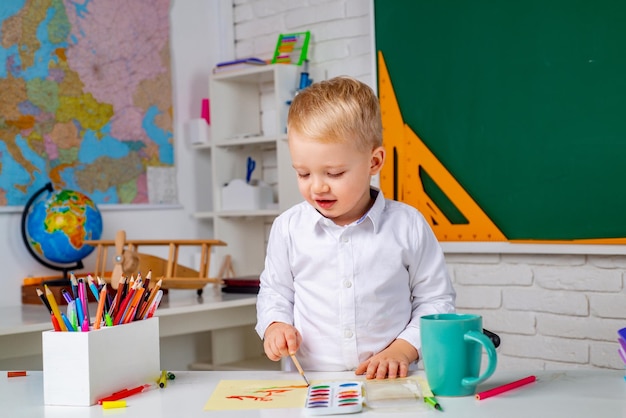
[289,131,385,226]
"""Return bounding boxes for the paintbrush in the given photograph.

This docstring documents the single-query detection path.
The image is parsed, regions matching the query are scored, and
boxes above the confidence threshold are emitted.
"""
[290,353,309,386]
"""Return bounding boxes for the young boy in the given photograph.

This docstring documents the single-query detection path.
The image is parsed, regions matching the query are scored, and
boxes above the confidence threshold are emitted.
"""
[255,76,456,379]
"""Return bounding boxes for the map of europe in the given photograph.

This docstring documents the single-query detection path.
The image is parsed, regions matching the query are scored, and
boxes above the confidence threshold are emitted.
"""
[0,0,173,206]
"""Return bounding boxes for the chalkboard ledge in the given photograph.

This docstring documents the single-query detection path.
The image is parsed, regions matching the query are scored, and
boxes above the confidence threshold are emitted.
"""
[441,242,626,256]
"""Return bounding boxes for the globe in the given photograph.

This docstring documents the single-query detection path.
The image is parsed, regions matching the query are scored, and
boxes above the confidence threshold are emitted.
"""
[21,183,103,275]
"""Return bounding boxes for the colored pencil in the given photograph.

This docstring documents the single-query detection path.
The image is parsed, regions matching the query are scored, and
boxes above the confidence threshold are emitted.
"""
[87,274,100,302]
[50,313,62,331]
[93,285,107,330]
[70,273,79,298]
[44,285,67,331]
[113,285,136,325]
[145,290,163,319]
[138,279,162,319]
[122,287,145,324]
[110,276,126,317]
[36,288,52,313]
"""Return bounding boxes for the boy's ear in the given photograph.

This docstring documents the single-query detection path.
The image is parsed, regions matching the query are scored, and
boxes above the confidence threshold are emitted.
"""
[370,146,386,175]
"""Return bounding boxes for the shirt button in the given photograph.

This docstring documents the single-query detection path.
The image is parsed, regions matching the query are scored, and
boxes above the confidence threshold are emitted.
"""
[341,236,349,243]
[343,280,352,288]
[344,330,353,338]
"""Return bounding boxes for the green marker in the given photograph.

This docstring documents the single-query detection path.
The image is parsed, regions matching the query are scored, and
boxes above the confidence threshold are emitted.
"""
[104,312,113,327]
[424,396,442,411]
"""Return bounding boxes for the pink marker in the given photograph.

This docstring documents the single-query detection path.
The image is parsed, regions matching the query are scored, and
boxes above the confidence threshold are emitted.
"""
[81,315,90,332]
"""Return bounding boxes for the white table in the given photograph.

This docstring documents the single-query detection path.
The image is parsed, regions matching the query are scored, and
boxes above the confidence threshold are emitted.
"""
[0,288,262,370]
[2,369,625,417]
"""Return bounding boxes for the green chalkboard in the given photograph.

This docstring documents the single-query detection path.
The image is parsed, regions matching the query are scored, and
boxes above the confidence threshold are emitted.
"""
[374,0,626,240]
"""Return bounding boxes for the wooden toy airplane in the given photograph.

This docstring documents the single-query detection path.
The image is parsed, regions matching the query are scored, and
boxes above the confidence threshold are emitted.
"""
[85,230,227,292]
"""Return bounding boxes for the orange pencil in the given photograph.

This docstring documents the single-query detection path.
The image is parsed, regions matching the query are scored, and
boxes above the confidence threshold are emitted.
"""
[93,285,108,330]
[122,287,145,324]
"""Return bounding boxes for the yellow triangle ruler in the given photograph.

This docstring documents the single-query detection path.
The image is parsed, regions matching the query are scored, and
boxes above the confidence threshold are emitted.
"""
[378,51,506,241]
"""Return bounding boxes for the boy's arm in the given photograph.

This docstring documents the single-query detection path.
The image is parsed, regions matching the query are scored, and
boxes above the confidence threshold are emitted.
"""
[255,218,296,339]
[355,338,418,379]
[397,214,457,355]
[263,321,302,361]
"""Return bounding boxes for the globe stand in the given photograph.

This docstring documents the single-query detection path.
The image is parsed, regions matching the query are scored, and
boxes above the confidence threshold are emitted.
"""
[20,182,87,285]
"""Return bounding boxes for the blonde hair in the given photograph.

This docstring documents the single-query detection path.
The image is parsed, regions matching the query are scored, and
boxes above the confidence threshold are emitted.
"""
[287,76,382,152]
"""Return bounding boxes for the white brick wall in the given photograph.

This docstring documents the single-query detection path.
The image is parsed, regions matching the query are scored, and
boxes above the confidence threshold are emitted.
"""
[448,253,626,371]
[232,0,374,87]
[230,0,626,372]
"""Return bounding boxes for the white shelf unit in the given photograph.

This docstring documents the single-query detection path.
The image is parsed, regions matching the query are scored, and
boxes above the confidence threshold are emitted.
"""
[194,64,302,277]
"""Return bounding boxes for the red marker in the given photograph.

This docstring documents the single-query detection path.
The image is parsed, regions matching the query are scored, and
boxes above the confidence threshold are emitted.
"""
[97,383,157,404]
[475,375,536,400]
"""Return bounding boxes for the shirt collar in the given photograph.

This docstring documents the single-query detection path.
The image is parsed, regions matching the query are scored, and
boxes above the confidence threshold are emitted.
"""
[364,187,385,233]
[308,187,386,233]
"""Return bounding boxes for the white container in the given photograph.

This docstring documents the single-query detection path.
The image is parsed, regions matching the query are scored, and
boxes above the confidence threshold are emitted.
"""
[221,178,274,211]
[42,318,160,406]
[186,118,211,145]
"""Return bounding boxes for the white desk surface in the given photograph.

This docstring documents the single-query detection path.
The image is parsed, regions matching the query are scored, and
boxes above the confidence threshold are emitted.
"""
[2,369,625,417]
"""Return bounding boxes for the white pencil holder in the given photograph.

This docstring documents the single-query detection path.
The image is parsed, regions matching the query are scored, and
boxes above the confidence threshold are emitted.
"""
[42,317,160,406]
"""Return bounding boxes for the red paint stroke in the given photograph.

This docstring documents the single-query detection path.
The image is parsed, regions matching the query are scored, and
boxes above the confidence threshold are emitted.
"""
[226,385,308,403]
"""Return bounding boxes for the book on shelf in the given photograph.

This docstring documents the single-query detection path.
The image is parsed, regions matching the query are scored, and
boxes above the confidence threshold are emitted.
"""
[213,57,267,73]
[221,276,260,294]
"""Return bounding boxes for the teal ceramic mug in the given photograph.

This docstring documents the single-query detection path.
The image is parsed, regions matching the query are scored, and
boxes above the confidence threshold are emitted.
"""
[420,313,497,396]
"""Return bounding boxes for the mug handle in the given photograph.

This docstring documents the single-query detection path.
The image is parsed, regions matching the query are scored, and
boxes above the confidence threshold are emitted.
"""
[461,330,498,387]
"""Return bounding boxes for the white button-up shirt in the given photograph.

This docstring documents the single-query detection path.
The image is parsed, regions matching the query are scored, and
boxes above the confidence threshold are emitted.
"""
[256,188,456,371]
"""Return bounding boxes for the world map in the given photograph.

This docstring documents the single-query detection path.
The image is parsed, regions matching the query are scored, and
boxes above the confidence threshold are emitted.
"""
[0,0,174,207]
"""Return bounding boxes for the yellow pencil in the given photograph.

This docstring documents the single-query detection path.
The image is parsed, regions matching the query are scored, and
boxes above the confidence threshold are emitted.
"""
[44,285,67,332]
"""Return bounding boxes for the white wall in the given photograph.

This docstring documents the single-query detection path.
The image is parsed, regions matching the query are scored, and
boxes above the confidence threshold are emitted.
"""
[0,0,233,308]
[231,0,626,372]
[233,0,374,86]
[447,251,626,371]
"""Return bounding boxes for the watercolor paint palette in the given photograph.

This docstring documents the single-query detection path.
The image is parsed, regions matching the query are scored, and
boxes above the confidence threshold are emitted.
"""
[305,381,363,415]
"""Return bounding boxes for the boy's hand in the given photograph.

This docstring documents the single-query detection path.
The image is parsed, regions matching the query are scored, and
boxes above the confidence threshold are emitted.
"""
[263,322,302,361]
[355,339,418,379]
